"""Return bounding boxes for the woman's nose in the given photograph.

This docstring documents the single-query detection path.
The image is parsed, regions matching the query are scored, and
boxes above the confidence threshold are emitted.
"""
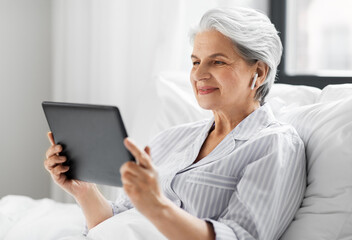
[193,64,211,81]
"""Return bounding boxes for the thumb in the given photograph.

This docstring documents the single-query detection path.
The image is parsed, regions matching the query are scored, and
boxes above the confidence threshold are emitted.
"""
[47,132,55,146]
[144,146,151,156]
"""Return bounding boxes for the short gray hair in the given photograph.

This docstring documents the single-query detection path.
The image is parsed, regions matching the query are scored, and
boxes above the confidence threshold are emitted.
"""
[189,8,283,104]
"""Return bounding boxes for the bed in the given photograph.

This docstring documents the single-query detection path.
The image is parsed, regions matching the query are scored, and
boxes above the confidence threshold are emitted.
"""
[1,72,351,240]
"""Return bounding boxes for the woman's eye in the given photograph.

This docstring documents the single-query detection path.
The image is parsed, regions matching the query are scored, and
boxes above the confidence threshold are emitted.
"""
[193,61,200,66]
[214,60,225,65]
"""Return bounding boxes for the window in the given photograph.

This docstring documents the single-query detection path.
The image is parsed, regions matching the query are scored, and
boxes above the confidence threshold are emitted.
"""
[270,0,352,88]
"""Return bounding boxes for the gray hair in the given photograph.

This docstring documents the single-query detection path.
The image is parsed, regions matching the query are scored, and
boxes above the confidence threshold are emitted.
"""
[189,8,283,105]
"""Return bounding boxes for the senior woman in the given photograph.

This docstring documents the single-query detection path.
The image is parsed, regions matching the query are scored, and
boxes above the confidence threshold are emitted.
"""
[44,7,306,240]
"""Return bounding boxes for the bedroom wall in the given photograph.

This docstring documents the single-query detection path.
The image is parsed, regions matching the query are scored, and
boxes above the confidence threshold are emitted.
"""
[0,0,51,199]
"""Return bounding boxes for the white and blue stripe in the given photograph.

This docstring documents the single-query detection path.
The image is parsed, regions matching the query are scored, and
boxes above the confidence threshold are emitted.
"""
[112,103,306,240]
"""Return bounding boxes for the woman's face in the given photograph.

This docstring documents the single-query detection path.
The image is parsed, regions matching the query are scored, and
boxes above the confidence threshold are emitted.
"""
[190,30,257,112]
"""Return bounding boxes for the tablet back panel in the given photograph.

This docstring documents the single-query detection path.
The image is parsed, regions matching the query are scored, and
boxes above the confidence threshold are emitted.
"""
[42,101,134,186]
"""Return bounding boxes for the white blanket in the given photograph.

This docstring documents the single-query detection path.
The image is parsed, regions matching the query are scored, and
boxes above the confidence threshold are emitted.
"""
[0,195,167,240]
[0,195,84,240]
[87,208,166,240]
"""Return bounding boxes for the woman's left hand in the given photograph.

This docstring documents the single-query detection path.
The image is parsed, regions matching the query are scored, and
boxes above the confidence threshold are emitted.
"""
[121,138,167,219]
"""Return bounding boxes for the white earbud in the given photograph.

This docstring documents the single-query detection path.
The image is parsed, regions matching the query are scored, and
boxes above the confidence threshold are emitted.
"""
[251,73,258,90]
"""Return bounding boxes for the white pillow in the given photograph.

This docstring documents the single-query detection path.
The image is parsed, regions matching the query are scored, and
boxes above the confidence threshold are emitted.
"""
[267,83,321,106]
[318,84,352,103]
[275,97,352,240]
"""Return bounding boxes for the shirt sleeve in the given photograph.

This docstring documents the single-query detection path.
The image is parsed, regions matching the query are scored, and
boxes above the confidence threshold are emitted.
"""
[82,189,134,236]
[205,131,306,240]
[110,190,134,216]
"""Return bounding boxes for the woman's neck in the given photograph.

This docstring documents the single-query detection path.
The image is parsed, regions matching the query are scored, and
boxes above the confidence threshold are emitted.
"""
[211,101,260,136]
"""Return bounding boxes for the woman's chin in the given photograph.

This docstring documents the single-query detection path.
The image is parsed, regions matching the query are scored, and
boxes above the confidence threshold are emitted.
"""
[197,101,217,111]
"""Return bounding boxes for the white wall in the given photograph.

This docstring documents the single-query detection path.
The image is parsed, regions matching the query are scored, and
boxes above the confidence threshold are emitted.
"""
[0,0,51,199]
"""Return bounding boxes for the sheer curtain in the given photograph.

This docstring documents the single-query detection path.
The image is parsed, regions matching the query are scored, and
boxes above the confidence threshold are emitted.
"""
[51,0,268,202]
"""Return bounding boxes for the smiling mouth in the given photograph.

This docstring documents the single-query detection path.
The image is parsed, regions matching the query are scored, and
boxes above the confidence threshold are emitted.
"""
[198,88,218,95]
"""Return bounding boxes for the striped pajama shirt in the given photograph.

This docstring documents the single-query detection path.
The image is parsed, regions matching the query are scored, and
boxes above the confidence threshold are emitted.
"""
[112,103,306,240]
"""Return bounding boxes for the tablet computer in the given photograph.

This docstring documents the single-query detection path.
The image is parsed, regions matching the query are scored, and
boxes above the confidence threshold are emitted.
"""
[42,101,135,187]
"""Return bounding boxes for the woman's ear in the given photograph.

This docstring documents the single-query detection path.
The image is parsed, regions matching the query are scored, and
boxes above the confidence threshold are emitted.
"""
[254,61,269,89]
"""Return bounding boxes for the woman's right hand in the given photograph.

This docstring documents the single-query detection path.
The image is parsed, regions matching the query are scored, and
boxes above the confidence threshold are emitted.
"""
[44,132,94,199]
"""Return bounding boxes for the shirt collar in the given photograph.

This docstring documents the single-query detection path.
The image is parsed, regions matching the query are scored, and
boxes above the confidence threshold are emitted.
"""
[230,103,276,141]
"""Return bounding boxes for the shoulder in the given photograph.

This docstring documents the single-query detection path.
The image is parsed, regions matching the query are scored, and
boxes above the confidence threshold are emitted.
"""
[239,121,306,175]
[238,103,305,160]
[242,103,304,150]
[250,120,305,166]
[263,121,304,147]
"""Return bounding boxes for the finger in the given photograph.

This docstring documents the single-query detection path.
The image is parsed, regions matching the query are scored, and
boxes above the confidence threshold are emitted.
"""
[124,138,152,169]
[52,164,70,176]
[124,138,144,160]
[121,170,139,186]
[120,162,155,187]
[121,167,153,192]
[45,144,62,159]
[45,155,67,170]
[52,172,67,183]
[144,146,151,156]
[47,132,55,146]
[120,161,140,178]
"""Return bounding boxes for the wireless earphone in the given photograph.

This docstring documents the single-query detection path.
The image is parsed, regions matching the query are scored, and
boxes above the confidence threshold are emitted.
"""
[251,73,258,90]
